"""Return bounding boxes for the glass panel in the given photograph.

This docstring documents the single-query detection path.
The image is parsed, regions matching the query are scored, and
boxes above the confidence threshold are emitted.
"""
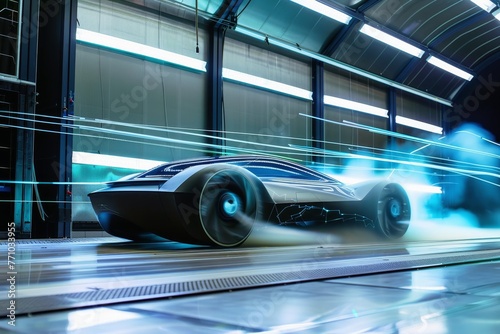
[223,82,312,162]
[0,0,20,76]
[74,45,206,162]
[224,38,311,90]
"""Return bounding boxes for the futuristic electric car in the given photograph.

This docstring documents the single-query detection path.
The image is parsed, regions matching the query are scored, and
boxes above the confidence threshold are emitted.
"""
[89,155,411,247]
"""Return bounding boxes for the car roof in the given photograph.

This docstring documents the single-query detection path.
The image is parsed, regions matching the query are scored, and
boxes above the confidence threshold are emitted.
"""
[137,155,338,182]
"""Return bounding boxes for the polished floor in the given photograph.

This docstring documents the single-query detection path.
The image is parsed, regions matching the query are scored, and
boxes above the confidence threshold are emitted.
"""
[1,228,500,333]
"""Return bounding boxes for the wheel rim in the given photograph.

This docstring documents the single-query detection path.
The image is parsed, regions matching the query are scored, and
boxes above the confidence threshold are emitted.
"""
[378,184,411,239]
[218,192,240,219]
[388,198,402,219]
[199,169,257,247]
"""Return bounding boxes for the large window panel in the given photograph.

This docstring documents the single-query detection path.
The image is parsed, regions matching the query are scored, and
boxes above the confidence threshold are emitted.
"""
[222,38,312,162]
[322,106,388,172]
[224,38,311,90]
[396,90,443,138]
[223,82,311,162]
[75,0,208,163]
[78,0,206,61]
[74,45,206,162]
[73,44,206,222]
[323,67,388,170]
[0,0,20,76]
[324,66,388,112]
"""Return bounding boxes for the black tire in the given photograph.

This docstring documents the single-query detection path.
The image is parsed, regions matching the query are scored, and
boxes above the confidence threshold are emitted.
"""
[376,183,411,239]
[199,167,260,247]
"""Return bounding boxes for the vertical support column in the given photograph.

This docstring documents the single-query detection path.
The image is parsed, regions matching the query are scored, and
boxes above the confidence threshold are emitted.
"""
[33,0,77,238]
[387,88,397,146]
[10,0,40,237]
[387,88,397,172]
[206,0,243,156]
[207,26,224,155]
[59,0,77,236]
[13,86,36,237]
[440,104,448,136]
[19,0,39,82]
[312,60,325,164]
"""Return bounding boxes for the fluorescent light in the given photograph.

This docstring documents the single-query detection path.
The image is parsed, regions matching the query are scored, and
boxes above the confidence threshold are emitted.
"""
[75,28,207,72]
[234,26,453,107]
[289,0,352,24]
[324,95,388,118]
[492,8,500,20]
[396,115,443,134]
[426,56,473,81]
[222,68,313,100]
[470,0,496,12]
[73,151,165,170]
[359,24,425,58]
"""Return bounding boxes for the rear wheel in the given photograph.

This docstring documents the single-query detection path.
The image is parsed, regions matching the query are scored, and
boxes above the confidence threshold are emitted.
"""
[377,184,411,239]
[199,168,259,247]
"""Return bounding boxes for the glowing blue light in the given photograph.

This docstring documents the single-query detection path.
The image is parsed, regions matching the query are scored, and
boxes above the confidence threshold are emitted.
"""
[220,193,239,217]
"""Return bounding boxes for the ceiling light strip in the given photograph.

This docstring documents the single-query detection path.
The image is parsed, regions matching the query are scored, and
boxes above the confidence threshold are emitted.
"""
[234,26,453,107]
[222,68,313,100]
[289,0,352,24]
[75,28,207,72]
[359,24,425,58]
[470,0,496,12]
[324,95,388,118]
[426,56,474,81]
[493,8,500,20]
[395,115,443,134]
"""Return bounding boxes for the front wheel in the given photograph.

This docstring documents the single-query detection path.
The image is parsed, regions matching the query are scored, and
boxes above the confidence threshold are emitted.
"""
[199,168,260,247]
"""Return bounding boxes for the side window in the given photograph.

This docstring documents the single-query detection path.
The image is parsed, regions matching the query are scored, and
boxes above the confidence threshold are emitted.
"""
[243,162,323,181]
[244,166,301,178]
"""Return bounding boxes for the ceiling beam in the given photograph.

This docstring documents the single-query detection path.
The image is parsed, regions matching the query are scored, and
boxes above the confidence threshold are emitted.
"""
[320,21,358,57]
[357,0,385,12]
[213,0,245,29]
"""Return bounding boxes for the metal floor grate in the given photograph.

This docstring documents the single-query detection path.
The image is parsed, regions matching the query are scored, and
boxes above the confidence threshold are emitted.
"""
[3,248,500,316]
[0,237,120,246]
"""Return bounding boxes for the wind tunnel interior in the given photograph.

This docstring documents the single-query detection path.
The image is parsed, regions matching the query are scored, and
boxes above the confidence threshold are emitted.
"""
[3,0,500,332]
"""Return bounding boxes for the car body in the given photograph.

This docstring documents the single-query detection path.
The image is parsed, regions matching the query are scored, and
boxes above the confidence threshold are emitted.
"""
[89,155,411,247]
